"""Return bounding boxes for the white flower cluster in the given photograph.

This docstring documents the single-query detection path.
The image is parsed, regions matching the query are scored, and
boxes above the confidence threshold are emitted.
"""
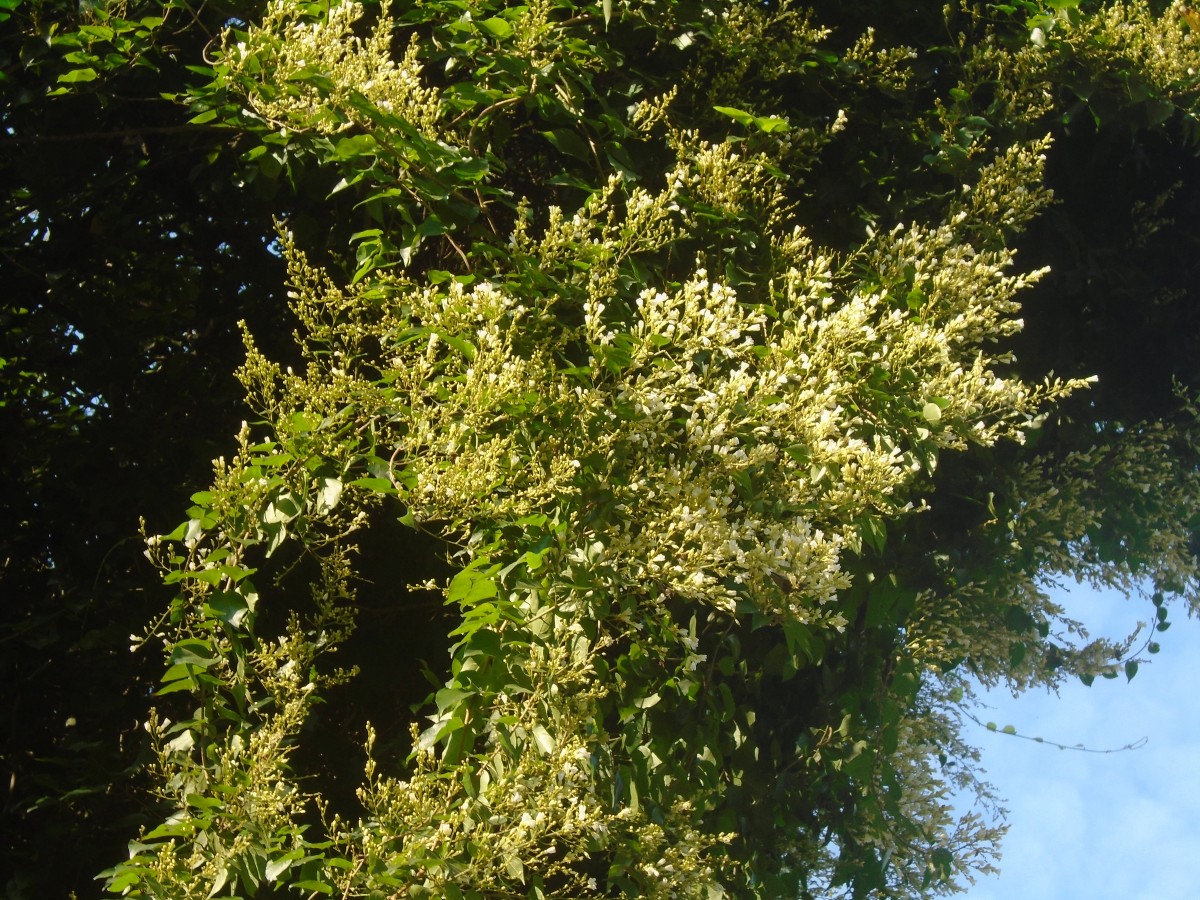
[323,137,1089,633]
[226,0,441,136]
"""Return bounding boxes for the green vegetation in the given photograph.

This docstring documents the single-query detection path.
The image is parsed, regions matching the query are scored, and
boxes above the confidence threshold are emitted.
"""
[4,1,1200,896]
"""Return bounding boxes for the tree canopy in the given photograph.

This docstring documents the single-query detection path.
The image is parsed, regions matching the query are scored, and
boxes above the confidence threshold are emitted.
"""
[3,0,1200,897]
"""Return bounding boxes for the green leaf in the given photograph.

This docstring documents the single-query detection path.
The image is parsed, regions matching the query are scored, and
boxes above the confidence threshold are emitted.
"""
[860,516,887,555]
[187,108,221,126]
[434,330,477,360]
[205,592,250,628]
[208,868,229,898]
[58,67,99,83]
[348,476,397,494]
[477,17,514,39]
[165,729,195,753]
[436,687,473,712]
[542,128,592,161]
[450,156,490,182]
[753,115,790,134]
[265,856,292,883]
[78,24,115,41]
[713,105,757,128]
[169,639,217,668]
[161,663,199,684]
[531,724,556,754]
[256,451,295,468]
[314,477,342,515]
[503,853,525,882]
[1009,641,1027,669]
[713,105,789,133]
[447,567,498,605]
[930,845,954,874]
[1004,604,1035,633]
[291,411,320,433]
[106,871,140,892]
[186,793,222,810]
[1125,660,1139,682]
[156,678,200,696]
[263,492,302,525]
[290,883,333,895]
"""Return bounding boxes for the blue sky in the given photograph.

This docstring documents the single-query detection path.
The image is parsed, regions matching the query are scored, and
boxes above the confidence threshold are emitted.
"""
[960,584,1200,899]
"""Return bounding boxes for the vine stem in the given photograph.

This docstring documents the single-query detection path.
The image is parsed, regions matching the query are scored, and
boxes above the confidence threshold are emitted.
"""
[964,708,1148,753]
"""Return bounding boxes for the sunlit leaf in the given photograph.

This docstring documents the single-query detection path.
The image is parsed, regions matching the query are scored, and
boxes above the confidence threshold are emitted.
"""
[57,67,98,83]
[477,17,513,39]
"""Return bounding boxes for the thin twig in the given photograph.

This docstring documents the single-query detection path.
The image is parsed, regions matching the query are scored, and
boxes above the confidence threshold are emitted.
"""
[965,708,1148,753]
